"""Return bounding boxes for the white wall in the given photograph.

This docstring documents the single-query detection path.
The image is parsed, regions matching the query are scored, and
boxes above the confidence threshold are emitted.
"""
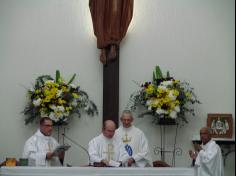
[0,0,235,175]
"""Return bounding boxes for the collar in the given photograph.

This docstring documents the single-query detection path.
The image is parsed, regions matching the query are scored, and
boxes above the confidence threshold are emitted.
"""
[36,129,51,140]
[101,133,114,142]
[121,125,134,132]
[202,139,215,149]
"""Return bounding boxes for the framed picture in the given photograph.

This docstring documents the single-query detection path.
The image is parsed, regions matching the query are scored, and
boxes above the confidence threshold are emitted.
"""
[207,114,233,138]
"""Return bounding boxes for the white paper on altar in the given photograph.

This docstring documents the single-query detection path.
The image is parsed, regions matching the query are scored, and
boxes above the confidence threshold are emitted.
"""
[0,167,196,176]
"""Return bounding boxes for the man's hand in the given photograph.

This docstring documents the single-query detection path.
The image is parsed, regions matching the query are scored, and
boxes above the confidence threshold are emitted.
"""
[58,151,65,165]
[101,159,109,166]
[194,144,202,152]
[189,150,198,160]
[46,152,55,160]
[127,158,135,167]
[58,151,65,160]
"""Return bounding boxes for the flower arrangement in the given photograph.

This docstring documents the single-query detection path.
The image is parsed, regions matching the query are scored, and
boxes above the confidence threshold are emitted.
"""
[128,66,200,124]
[23,70,98,126]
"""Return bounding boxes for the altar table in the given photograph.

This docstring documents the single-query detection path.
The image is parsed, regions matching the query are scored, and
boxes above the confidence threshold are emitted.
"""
[0,166,196,176]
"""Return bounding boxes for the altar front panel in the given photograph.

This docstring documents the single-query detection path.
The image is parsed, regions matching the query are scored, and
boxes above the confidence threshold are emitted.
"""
[0,166,196,176]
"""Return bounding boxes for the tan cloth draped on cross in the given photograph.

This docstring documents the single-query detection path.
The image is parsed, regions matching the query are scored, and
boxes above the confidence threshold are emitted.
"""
[89,0,134,64]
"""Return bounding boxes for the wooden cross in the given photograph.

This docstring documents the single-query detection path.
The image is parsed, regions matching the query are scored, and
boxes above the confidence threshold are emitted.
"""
[103,50,119,126]
[89,1,134,127]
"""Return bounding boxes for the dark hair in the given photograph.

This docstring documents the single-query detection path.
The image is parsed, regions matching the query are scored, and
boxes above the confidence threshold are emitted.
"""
[40,117,52,125]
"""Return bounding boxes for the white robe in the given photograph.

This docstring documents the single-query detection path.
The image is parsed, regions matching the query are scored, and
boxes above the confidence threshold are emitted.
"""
[88,133,129,166]
[116,126,153,167]
[22,129,61,166]
[195,140,224,176]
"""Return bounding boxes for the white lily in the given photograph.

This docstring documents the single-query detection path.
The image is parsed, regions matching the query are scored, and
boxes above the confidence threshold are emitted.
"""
[33,98,41,107]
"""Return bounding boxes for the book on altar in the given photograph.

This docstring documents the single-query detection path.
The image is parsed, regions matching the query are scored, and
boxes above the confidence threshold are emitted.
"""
[108,160,121,167]
[53,145,71,155]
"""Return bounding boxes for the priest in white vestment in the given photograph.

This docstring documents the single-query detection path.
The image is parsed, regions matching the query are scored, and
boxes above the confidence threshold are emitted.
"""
[23,117,64,166]
[116,110,153,167]
[189,127,224,176]
[88,120,129,167]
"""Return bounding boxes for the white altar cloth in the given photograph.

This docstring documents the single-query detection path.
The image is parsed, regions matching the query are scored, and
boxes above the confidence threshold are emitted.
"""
[0,166,195,176]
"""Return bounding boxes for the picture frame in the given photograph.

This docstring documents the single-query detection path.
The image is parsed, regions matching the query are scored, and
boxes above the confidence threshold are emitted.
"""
[207,113,233,138]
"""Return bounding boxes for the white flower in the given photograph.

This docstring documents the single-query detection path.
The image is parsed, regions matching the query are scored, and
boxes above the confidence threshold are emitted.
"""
[49,112,58,122]
[158,85,167,90]
[168,90,177,100]
[70,84,77,89]
[33,98,41,107]
[40,111,48,118]
[50,105,57,110]
[160,80,173,87]
[146,100,151,106]
[156,108,166,115]
[170,111,177,119]
[57,106,65,112]
[45,80,54,84]
[174,105,180,113]
[57,90,62,97]
[63,111,70,117]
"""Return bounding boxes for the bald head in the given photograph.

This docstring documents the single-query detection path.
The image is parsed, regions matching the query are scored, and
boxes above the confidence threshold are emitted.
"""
[200,127,212,134]
[103,120,116,129]
[102,120,116,139]
[200,127,212,145]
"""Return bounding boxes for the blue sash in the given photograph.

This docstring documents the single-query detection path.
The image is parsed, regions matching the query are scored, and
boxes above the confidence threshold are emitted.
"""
[125,144,133,156]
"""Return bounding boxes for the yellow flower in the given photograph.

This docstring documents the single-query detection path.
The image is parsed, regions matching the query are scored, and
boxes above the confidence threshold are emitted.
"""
[66,106,73,111]
[145,84,154,94]
[62,86,68,92]
[173,89,179,96]
[185,92,191,98]
[58,98,66,105]
[44,89,50,96]
[72,93,79,99]
[173,80,180,84]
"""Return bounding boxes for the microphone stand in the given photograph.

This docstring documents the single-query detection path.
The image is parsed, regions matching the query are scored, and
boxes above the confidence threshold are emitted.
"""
[62,133,91,166]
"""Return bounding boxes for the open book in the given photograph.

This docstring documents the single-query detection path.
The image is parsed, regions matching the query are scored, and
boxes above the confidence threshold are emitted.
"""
[53,145,71,155]
[108,160,121,167]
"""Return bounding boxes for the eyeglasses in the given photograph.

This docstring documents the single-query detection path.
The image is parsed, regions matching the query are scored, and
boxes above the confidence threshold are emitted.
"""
[43,124,53,127]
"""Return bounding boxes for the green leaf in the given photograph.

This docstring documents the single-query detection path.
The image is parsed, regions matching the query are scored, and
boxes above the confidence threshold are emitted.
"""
[56,70,61,83]
[167,71,170,78]
[154,65,163,80]
[152,72,155,82]
[68,73,76,84]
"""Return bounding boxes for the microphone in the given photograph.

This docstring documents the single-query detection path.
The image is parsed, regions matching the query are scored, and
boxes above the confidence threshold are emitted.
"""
[191,159,195,167]
[62,133,91,166]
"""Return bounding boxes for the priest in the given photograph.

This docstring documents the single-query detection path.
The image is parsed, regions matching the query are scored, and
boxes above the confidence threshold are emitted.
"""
[88,120,129,167]
[115,110,153,167]
[22,117,64,166]
[189,127,224,176]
